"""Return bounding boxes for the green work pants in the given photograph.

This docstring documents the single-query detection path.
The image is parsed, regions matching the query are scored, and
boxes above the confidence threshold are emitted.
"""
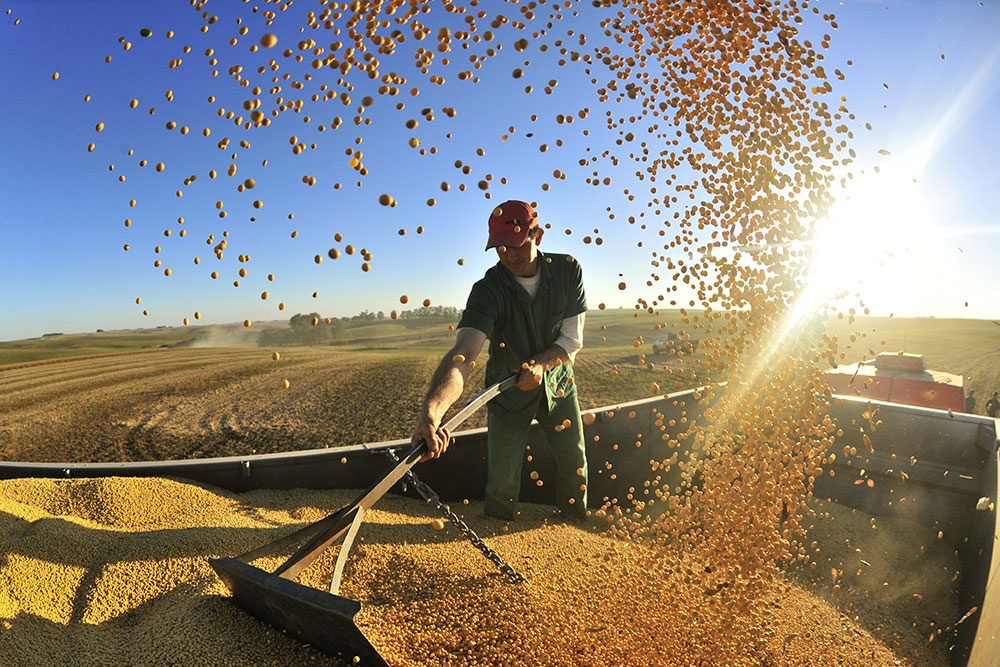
[485,388,588,520]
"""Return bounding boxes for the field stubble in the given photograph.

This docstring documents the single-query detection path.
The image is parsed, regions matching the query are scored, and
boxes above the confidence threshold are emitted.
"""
[1,313,997,463]
[0,348,449,462]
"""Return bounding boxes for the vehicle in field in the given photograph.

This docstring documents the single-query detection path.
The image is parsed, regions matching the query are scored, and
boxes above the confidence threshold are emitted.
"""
[651,332,699,354]
[825,352,966,412]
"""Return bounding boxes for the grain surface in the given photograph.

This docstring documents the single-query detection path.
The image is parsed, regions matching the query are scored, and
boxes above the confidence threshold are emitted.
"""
[0,477,956,666]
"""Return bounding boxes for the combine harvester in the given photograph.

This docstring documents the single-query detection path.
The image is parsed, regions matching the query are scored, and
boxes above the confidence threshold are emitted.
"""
[1,369,997,665]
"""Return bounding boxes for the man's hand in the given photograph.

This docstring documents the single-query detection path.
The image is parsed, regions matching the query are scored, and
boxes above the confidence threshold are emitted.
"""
[412,413,451,462]
[516,360,544,391]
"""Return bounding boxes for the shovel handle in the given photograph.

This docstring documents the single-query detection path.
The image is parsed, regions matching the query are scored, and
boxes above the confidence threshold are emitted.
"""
[257,376,516,578]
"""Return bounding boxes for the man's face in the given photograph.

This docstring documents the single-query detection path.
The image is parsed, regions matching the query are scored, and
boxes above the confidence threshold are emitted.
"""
[496,235,538,277]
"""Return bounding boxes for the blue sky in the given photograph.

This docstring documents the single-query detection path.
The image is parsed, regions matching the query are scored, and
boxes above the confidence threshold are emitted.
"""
[1,0,998,342]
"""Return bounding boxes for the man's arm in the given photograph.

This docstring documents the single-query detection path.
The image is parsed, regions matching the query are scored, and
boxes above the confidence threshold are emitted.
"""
[553,312,585,363]
[411,327,487,460]
[516,344,571,391]
[516,313,585,391]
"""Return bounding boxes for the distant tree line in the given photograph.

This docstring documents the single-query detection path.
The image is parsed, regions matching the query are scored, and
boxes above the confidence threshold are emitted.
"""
[349,310,384,322]
[257,306,461,347]
[394,305,461,320]
[342,306,461,321]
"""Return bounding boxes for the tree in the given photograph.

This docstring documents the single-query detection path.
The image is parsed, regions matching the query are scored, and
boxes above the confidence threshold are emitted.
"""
[258,313,340,347]
[396,305,461,320]
[289,312,321,330]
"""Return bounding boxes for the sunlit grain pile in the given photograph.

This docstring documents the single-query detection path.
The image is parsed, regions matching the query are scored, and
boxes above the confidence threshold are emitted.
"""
[0,477,956,666]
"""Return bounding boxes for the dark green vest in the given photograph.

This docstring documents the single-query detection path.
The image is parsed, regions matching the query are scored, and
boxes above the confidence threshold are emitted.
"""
[458,251,586,413]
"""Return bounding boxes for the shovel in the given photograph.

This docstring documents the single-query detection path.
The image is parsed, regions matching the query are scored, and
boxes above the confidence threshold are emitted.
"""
[209,374,518,665]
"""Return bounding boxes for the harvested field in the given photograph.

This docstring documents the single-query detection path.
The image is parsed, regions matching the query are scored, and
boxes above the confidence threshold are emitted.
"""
[0,312,701,463]
[1,313,997,463]
[0,477,956,666]
[0,347,454,463]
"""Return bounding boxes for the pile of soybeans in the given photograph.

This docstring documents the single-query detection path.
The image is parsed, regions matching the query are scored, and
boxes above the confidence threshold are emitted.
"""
[0,477,956,666]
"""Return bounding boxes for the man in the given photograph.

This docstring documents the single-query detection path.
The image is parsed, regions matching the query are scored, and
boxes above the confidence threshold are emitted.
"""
[965,390,976,414]
[410,200,589,521]
[986,392,999,419]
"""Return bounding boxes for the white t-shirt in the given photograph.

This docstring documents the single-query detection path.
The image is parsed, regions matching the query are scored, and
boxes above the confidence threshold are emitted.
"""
[513,271,542,299]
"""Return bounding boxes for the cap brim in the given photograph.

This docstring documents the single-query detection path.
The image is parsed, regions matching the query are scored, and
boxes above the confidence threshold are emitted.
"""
[485,228,531,251]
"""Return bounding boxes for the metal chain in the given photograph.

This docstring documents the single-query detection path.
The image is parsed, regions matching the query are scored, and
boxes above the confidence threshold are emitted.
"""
[386,449,528,585]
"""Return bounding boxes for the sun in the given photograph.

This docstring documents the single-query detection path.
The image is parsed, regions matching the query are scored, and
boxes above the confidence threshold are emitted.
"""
[732,167,940,395]
[792,169,937,320]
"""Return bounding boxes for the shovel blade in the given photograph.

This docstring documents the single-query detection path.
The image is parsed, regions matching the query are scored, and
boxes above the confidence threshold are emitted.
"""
[210,557,388,666]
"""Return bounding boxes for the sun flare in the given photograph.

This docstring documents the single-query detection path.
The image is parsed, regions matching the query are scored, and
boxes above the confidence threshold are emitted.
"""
[795,169,938,319]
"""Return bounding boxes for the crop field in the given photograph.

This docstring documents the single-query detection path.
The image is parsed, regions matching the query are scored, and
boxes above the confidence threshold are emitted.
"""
[1,312,998,463]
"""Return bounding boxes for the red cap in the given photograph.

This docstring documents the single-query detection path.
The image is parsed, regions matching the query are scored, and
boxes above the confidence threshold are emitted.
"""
[485,200,541,251]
